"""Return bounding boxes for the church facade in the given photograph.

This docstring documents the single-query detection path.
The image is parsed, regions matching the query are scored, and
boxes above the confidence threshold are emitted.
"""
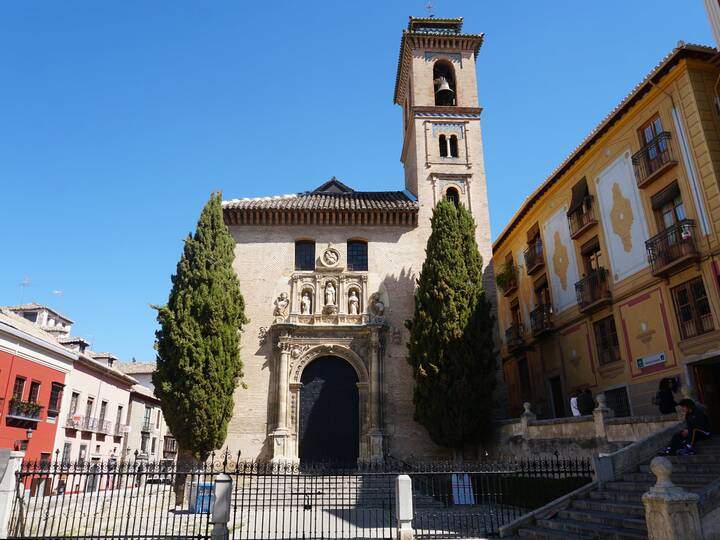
[221,17,494,462]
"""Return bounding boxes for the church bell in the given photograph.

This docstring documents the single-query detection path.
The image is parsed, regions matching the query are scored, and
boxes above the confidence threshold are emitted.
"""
[434,76,454,104]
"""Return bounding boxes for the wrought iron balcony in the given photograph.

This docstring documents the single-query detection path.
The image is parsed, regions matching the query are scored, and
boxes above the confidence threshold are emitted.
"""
[646,219,699,277]
[530,304,554,338]
[575,267,612,313]
[523,241,544,275]
[65,415,112,433]
[495,262,518,297]
[568,199,598,239]
[142,420,154,432]
[115,423,128,436]
[632,132,677,188]
[505,323,526,353]
[7,399,43,421]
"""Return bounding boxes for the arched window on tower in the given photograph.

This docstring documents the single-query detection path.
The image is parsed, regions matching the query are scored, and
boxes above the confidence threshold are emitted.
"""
[446,187,460,207]
[439,135,448,157]
[449,135,459,157]
[433,61,456,106]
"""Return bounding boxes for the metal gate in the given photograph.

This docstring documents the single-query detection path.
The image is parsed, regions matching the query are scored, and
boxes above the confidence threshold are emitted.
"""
[229,461,397,540]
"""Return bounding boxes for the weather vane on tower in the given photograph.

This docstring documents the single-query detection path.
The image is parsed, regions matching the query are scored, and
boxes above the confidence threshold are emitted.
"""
[426,1,434,17]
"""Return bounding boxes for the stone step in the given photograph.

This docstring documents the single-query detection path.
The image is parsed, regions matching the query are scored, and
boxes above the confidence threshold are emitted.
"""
[536,517,647,539]
[588,490,646,503]
[571,498,645,518]
[517,526,593,540]
[622,472,718,485]
[603,480,705,492]
[638,462,720,474]
[666,454,720,464]
[557,508,646,531]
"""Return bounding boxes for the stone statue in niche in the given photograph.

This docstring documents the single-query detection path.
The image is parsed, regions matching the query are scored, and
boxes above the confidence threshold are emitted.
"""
[273,292,289,319]
[325,282,336,306]
[301,292,312,315]
[348,290,359,315]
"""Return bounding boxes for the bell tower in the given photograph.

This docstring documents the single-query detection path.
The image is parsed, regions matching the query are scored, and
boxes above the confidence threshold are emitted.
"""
[394,16,492,270]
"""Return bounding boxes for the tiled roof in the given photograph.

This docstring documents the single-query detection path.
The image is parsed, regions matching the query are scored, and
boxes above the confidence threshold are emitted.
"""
[0,308,72,355]
[117,362,156,375]
[223,179,418,226]
[223,190,417,211]
[4,303,74,323]
[131,383,159,402]
[59,336,90,345]
[493,43,717,252]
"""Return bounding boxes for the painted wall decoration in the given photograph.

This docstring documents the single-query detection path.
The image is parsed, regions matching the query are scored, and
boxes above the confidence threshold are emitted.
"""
[515,248,534,327]
[558,322,598,390]
[596,154,649,281]
[543,208,580,313]
[617,288,677,379]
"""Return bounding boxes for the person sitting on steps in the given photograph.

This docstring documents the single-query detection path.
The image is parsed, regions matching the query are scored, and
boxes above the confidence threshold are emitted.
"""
[658,398,711,456]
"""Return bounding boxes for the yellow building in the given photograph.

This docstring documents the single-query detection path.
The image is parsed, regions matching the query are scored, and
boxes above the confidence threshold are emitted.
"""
[493,43,720,428]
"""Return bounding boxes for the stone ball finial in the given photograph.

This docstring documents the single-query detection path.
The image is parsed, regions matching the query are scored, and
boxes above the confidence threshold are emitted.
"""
[522,402,532,414]
[650,456,676,493]
[680,385,694,400]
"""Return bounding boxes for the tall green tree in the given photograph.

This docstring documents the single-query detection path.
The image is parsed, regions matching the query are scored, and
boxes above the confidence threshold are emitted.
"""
[153,192,247,461]
[406,198,496,451]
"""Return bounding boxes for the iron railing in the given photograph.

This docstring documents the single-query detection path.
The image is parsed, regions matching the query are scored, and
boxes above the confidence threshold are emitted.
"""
[142,420,154,432]
[575,267,611,311]
[567,199,597,238]
[505,323,525,352]
[7,399,43,421]
[632,131,676,187]
[8,453,594,540]
[646,219,698,276]
[523,241,544,274]
[530,304,553,337]
[64,415,112,433]
[115,423,127,436]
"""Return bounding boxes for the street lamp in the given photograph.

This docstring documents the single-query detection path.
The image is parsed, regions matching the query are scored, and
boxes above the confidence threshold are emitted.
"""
[26,428,34,440]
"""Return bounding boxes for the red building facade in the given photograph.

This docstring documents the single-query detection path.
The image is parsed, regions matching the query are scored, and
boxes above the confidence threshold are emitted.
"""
[0,311,74,463]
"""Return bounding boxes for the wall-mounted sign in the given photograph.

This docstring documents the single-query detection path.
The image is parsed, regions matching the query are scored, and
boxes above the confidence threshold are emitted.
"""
[636,352,666,370]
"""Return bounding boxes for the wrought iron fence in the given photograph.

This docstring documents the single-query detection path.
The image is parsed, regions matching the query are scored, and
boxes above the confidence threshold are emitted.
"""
[388,456,594,539]
[8,454,215,539]
[8,453,594,540]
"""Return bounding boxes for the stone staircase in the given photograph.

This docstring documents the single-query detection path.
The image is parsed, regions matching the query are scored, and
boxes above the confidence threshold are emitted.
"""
[513,439,720,539]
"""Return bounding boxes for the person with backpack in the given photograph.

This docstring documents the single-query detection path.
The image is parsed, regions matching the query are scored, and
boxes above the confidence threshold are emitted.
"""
[653,377,677,415]
[577,388,595,416]
[657,398,711,456]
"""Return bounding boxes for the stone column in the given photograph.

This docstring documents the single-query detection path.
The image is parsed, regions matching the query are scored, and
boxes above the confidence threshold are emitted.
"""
[593,393,612,440]
[272,344,291,461]
[0,450,23,538]
[338,276,346,315]
[396,474,414,540]
[642,457,703,540]
[368,332,383,461]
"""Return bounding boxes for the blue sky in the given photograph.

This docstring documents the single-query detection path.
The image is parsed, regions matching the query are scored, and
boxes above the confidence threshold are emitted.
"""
[1,1,714,361]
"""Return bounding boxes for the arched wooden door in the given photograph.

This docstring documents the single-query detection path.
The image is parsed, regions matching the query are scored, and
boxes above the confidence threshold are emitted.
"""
[299,356,359,464]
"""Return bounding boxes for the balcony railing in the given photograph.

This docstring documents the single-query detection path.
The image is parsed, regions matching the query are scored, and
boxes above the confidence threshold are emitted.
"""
[523,241,544,275]
[115,423,127,436]
[7,399,43,421]
[495,262,518,297]
[575,267,611,312]
[646,219,699,277]
[632,132,677,188]
[568,199,598,239]
[505,323,526,352]
[142,420,154,432]
[64,415,112,433]
[530,304,554,338]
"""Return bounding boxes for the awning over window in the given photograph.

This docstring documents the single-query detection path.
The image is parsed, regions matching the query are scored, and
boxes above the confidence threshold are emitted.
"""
[567,178,590,216]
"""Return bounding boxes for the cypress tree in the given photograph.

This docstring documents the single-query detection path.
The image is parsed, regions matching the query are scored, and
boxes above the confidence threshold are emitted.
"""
[153,192,247,461]
[406,198,496,451]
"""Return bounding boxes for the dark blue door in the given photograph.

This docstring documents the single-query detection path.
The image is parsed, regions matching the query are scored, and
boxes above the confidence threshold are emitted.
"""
[299,356,359,464]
